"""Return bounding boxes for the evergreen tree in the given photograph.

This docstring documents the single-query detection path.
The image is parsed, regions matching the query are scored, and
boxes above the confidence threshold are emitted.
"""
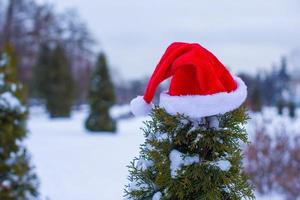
[278,57,289,87]
[277,99,284,116]
[125,107,254,200]
[32,44,74,118]
[288,101,296,118]
[275,57,290,104]
[250,84,262,112]
[31,44,52,98]
[0,44,39,199]
[85,53,116,132]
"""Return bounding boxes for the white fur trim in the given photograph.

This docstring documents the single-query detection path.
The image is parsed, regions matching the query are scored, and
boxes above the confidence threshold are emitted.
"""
[159,77,247,118]
[130,96,153,116]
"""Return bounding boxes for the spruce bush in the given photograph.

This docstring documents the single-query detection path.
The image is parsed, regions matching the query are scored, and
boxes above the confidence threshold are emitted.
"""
[0,44,39,199]
[85,53,116,132]
[125,107,254,200]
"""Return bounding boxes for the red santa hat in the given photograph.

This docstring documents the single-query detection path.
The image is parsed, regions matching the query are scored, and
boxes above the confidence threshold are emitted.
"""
[130,42,247,118]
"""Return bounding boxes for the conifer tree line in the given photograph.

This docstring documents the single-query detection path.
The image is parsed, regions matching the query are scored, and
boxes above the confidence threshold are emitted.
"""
[0,44,39,199]
[0,0,120,123]
[31,42,119,123]
[0,0,94,104]
[240,56,298,116]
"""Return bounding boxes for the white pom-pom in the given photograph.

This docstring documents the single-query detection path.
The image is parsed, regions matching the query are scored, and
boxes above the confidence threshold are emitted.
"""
[130,96,153,116]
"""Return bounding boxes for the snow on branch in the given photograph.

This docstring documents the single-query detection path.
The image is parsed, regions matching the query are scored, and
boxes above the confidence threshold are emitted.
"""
[169,149,200,178]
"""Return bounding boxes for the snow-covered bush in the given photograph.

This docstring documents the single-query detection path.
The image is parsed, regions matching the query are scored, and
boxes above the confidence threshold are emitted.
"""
[245,109,300,199]
[0,45,39,199]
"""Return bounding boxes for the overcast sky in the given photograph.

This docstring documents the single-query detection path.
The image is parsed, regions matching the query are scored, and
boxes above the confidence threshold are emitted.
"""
[41,0,300,80]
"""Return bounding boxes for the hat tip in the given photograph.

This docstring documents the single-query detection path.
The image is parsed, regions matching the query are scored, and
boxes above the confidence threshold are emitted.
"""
[130,96,153,116]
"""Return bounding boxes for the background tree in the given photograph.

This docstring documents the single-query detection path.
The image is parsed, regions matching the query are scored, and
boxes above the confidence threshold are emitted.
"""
[249,82,262,112]
[277,99,285,116]
[31,43,51,99]
[125,107,254,200]
[274,57,290,104]
[85,53,116,132]
[0,0,94,103]
[288,101,296,118]
[32,44,74,118]
[0,44,39,199]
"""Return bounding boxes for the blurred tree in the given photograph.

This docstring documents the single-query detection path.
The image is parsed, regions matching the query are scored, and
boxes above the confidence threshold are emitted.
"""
[0,0,94,103]
[85,53,116,132]
[59,9,94,105]
[125,107,254,200]
[3,0,16,43]
[275,57,290,103]
[288,101,296,118]
[261,67,277,106]
[31,43,51,99]
[0,44,39,199]
[47,45,74,117]
[32,44,74,118]
[277,99,284,116]
[249,79,262,112]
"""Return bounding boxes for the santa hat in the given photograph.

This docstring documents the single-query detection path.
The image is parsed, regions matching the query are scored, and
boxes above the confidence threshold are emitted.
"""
[130,42,247,118]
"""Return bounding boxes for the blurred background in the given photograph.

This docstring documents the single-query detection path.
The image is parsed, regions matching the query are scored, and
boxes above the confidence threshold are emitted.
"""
[0,0,300,199]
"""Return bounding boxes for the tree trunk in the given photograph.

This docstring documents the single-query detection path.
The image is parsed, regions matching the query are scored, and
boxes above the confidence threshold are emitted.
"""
[3,0,16,43]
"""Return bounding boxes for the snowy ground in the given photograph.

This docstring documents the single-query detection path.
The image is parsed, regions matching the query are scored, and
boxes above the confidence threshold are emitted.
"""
[26,106,145,200]
[247,107,300,135]
[25,106,290,200]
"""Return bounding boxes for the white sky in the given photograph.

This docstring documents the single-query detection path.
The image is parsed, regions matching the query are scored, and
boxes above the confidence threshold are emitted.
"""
[41,0,300,80]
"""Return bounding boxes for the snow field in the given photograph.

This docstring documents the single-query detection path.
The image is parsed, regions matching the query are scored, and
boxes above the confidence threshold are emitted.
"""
[26,107,145,200]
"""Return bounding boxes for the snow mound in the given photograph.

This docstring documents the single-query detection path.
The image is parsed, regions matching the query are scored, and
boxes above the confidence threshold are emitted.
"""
[137,157,154,171]
[169,149,200,178]
[0,91,25,112]
[216,160,231,171]
[152,191,162,200]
